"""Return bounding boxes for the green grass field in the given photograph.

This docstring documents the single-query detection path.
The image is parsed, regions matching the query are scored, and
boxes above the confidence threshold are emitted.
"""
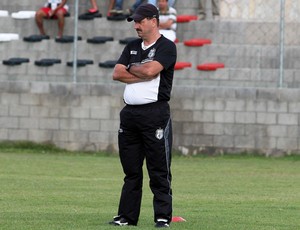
[0,146,299,229]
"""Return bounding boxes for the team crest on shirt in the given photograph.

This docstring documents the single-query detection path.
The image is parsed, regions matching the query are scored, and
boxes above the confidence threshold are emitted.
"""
[155,128,164,140]
[148,48,156,59]
[141,48,156,63]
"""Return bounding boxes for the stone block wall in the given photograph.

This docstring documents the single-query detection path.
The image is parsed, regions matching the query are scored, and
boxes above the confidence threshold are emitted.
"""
[172,86,300,156]
[0,81,299,156]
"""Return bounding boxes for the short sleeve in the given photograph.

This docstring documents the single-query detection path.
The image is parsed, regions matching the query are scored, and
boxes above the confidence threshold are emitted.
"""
[154,38,177,70]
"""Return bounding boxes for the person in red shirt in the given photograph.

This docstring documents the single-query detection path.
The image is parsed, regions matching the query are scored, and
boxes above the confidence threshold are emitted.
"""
[35,0,69,38]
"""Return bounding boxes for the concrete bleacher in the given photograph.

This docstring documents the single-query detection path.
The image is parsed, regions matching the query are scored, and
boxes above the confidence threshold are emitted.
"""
[0,0,299,88]
[2,1,300,155]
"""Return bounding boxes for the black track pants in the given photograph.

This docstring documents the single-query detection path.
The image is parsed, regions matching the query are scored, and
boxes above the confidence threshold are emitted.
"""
[117,101,172,225]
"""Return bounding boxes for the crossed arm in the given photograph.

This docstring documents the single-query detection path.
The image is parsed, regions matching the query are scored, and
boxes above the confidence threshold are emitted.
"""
[159,19,175,30]
[112,61,164,84]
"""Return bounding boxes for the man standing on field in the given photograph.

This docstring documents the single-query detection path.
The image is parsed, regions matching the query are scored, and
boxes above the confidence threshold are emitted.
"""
[109,3,177,228]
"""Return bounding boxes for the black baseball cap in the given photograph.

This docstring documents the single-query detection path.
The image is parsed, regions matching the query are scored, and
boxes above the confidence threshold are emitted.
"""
[127,3,159,22]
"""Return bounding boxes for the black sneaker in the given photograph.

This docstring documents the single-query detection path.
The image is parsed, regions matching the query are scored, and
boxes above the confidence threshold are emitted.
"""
[155,219,170,228]
[109,216,129,226]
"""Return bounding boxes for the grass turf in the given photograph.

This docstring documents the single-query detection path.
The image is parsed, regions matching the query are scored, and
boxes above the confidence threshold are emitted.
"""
[0,150,299,229]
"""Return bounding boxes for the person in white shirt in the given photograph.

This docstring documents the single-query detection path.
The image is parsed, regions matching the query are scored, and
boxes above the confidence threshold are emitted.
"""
[158,0,177,42]
[35,0,69,38]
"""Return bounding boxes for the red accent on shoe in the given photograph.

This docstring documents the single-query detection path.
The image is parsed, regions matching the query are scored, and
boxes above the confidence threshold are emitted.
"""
[88,8,98,13]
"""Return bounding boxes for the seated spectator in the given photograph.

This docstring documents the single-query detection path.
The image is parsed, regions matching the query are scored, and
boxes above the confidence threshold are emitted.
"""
[108,0,144,16]
[78,0,101,19]
[109,0,124,15]
[35,0,69,38]
[198,0,220,20]
[158,0,177,42]
[129,0,144,14]
[87,0,99,14]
